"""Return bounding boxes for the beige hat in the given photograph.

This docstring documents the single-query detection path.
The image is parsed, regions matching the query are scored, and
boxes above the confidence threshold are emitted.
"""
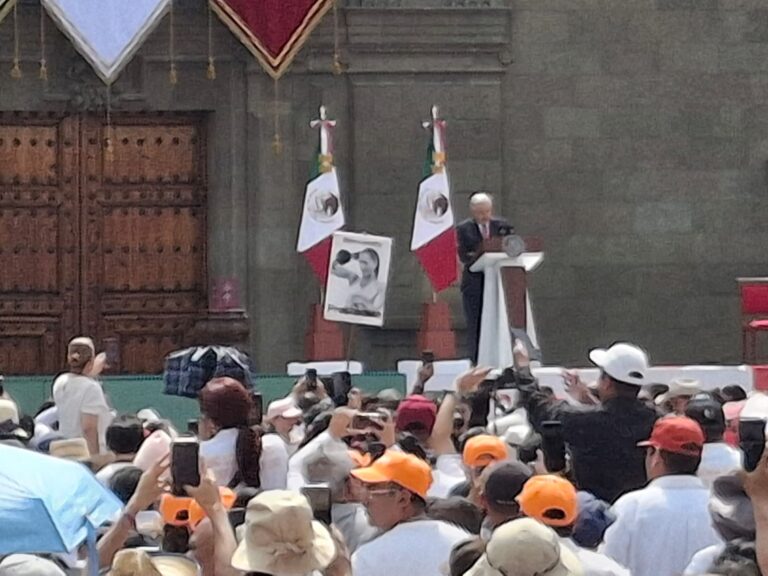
[231,490,335,575]
[106,550,199,576]
[49,438,90,461]
[0,554,66,576]
[655,379,702,406]
[466,518,582,576]
[0,398,19,425]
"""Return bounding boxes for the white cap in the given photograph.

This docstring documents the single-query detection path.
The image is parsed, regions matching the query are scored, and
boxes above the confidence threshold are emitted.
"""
[588,343,649,387]
[0,398,19,425]
[266,397,302,421]
[466,518,582,576]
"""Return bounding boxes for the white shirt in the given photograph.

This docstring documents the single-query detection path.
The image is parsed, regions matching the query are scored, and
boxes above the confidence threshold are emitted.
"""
[96,461,134,486]
[352,519,470,576]
[287,431,343,492]
[601,475,720,576]
[697,442,742,488]
[260,433,291,490]
[560,538,630,576]
[428,454,466,498]
[332,502,379,553]
[200,428,289,489]
[52,373,113,452]
[684,543,725,575]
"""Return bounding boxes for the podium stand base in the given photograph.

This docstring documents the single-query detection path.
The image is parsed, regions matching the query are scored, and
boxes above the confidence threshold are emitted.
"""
[305,304,345,360]
[417,301,456,359]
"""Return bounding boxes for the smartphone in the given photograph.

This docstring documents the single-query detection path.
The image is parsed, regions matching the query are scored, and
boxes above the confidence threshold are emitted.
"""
[228,508,247,529]
[186,419,199,436]
[352,412,384,431]
[540,420,567,473]
[740,418,766,472]
[249,392,263,426]
[171,437,201,496]
[306,368,319,391]
[302,486,332,525]
[421,350,435,365]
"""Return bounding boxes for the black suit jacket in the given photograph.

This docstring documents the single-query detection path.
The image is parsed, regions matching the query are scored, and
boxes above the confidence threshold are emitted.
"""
[456,217,512,289]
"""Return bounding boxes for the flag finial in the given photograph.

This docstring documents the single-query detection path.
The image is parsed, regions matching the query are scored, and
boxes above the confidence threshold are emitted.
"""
[311,105,336,172]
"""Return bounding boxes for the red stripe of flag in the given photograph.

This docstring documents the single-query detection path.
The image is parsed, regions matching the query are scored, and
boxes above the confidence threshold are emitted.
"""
[414,227,459,292]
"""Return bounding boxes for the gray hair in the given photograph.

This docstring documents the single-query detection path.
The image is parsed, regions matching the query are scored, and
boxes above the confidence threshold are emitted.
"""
[303,441,355,495]
[469,193,493,207]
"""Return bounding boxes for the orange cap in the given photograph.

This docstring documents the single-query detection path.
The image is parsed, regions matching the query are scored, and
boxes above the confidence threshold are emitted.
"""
[189,487,237,528]
[517,475,578,528]
[463,434,509,468]
[161,488,237,529]
[350,450,432,499]
[348,450,373,468]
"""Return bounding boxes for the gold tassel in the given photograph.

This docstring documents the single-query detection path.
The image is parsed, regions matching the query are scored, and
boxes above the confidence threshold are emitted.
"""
[271,77,283,155]
[10,3,21,79]
[206,5,216,80]
[168,0,178,85]
[39,6,48,81]
[332,0,343,75]
[105,84,114,164]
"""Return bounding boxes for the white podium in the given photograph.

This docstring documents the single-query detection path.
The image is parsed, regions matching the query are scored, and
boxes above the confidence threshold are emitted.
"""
[470,252,544,369]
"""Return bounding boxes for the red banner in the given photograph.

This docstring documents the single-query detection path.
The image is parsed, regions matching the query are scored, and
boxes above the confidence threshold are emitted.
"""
[210,0,332,78]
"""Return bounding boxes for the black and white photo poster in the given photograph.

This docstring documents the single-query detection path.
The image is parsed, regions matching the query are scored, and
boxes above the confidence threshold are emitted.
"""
[324,232,393,327]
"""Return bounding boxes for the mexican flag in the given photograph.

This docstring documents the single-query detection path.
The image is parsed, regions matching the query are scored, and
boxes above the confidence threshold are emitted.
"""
[410,115,458,292]
[296,142,345,284]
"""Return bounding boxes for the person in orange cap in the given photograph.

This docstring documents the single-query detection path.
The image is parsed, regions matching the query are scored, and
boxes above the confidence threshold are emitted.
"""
[518,475,630,576]
[460,434,510,504]
[350,450,471,576]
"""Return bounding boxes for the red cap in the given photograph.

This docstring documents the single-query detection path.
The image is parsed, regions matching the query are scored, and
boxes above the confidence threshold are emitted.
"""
[638,416,705,456]
[396,395,437,434]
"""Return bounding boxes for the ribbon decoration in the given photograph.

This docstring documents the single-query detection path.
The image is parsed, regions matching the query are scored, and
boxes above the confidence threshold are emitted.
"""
[41,0,171,84]
[209,0,333,79]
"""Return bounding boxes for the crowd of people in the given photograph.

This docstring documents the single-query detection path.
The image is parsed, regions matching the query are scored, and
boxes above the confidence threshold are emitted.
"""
[0,335,768,576]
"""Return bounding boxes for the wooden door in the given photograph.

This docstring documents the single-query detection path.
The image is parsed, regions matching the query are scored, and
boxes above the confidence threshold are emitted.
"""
[0,114,80,374]
[0,113,207,375]
[80,115,208,373]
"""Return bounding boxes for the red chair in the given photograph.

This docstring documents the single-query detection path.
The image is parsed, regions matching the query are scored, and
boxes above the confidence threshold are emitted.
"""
[739,277,768,363]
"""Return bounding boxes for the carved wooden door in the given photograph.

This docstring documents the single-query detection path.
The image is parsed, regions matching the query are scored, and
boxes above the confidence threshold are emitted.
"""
[80,115,208,374]
[0,114,80,374]
[0,113,207,375]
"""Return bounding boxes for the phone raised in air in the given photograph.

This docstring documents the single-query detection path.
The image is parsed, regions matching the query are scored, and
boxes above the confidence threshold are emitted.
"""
[352,412,384,431]
[421,350,435,365]
[739,418,766,472]
[171,437,201,496]
[540,420,567,473]
[302,486,332,525]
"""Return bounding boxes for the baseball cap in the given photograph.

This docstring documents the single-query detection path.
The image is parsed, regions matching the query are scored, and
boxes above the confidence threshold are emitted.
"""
[571,492,616,549]
[265,397,302,421]
[588,342,649,386]
[0,555,66,576]
[463,434,509,468]
[517,475,578,528]
[638,416,705,456]
[396,395,437,434]
[466,517,582,576]
[351,449,433,499]
[481,460,532,510]
[686,395,725,429]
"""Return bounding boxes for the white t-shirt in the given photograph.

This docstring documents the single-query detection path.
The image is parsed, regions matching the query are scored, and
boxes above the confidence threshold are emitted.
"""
[428,454,466,498]
[352,519,470,576]
[684,543,726,575]
[52,373,112,452]
[201,428,289,489]
[697,442,742,488]
[560,538,630,576]
[601,475,721,576]
[96,461,134,487]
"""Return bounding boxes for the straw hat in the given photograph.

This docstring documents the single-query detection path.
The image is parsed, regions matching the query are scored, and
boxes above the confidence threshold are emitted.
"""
[655,379,702,405]
[106,550,198,576]
[231,490,335,575]
[49,438,90,461]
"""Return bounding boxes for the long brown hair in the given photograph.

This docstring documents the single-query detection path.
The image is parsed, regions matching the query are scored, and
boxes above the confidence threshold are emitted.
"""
[199,377,261,488]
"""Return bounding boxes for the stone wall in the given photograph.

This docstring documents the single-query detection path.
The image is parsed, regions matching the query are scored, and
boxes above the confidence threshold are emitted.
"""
[0,0,766,370]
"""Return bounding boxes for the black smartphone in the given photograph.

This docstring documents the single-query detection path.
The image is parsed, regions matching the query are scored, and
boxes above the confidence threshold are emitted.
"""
[302,486,332,525]
[171,437,201,496]
[421,350,435,365]
[186,419,199,436]
[306,368,319,391]
[540,420,567,473]
[228,508,247,529]
[740,418,766,472]
[352,412,384,431]
[249,392,263,426]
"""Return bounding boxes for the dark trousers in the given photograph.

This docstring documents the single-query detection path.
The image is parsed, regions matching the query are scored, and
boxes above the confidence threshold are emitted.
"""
[461,274,484,364]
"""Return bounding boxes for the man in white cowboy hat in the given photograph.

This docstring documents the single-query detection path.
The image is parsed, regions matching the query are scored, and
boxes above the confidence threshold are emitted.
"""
[517,342,659,503]
[655,378,702,415]
[230,490,336,576]
[465,517,583,576]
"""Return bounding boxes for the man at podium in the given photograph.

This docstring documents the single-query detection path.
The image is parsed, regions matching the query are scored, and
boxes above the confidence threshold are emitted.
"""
[456,192,513,363]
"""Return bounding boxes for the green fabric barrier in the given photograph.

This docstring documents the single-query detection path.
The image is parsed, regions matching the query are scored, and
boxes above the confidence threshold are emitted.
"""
[3,372,407,429]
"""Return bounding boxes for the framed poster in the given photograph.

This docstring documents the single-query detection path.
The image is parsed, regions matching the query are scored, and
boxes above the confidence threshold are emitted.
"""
[324,231,393,327]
